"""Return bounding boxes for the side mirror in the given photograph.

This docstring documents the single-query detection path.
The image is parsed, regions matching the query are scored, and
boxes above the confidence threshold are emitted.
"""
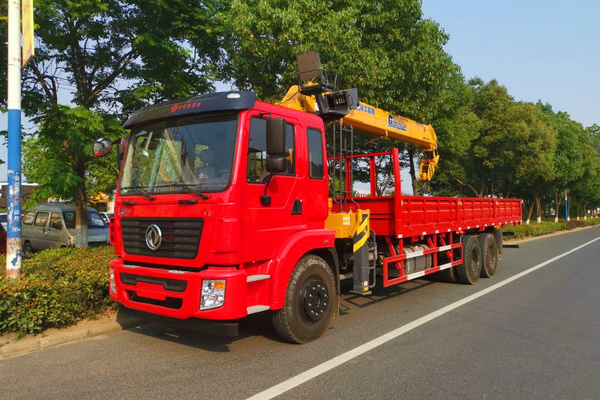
[266,118,287,173]
[266,118,286,155]
[266,156,287,173]
[93,138,113,158]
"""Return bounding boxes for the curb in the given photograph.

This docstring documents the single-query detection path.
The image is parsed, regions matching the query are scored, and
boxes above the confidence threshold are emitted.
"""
[0,312,145,360]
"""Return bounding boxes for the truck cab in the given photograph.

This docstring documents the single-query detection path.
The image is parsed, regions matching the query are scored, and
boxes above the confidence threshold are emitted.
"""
[106,91,337,340]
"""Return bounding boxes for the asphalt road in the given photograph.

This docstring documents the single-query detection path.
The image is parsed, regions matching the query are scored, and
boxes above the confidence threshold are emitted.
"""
[2,227,600,400]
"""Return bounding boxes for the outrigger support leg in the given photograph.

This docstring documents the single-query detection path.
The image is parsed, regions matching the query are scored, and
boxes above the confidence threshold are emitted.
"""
[350,212,372,296]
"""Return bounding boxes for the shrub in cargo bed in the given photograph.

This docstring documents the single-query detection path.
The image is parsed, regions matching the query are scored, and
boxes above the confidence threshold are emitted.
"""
[0,246,114,336]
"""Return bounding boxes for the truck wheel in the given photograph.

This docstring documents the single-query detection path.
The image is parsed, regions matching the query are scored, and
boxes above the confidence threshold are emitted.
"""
[494,229,503,257]
[439,266,458,283]
[272,255,336,344]
[478,233,499,278]
[456,235,482,285]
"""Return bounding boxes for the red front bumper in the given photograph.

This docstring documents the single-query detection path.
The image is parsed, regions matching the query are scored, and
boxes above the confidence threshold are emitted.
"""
[109,258,249,320]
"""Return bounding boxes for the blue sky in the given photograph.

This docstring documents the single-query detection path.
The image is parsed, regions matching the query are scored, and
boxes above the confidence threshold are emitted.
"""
[421,0,599,127]
[2,1,598,180]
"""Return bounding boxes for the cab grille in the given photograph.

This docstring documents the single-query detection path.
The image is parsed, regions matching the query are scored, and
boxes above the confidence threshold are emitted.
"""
[121,218,203,259]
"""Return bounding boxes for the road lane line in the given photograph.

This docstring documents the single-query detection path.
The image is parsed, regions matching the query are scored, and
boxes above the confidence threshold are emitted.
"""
[247,235,600,400]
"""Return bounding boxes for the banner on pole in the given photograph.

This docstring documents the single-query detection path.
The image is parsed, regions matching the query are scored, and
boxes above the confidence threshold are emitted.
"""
[22,0,34,67]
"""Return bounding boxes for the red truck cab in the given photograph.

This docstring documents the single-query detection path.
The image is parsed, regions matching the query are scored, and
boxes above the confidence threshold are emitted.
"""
[107,92,336,338]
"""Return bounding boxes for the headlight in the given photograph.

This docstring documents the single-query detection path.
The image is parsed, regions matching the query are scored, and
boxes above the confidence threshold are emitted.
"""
[109,267,116,294]
[200,279,226,310]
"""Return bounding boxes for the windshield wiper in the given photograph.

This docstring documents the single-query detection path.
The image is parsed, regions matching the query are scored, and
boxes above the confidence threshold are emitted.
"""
[150,183,210,200]
[120,186,155,201]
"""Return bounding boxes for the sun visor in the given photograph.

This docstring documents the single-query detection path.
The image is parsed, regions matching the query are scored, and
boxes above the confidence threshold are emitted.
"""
[123,91,257,129]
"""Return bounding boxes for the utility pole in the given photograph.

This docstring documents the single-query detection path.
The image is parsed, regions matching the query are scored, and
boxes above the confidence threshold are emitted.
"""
[6,0,22,279]
[5,0,32,279]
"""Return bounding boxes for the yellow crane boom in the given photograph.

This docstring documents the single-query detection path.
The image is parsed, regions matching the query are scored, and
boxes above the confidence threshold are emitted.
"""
[278,85,440,181]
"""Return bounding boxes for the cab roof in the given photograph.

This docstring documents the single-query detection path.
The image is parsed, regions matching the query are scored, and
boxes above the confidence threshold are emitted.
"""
[123,91,257,129]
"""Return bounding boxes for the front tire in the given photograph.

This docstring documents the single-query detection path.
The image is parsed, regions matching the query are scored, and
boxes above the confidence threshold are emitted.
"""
[456,235,482,285]
[272,255,336,344]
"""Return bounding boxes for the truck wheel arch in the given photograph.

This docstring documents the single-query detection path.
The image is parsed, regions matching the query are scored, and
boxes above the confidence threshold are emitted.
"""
[268,229,337,310]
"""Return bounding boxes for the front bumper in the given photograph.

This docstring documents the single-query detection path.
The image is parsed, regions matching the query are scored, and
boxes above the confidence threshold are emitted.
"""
[118,304,239,337]
[109,258,249,321]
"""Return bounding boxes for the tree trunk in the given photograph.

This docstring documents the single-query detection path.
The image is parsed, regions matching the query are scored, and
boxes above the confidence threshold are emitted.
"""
[535,195,542,223]
[74,183,89,248]
[525,200,534,225]
[554,193,562,223]
[407,148,418,196]
[566,191,571,222]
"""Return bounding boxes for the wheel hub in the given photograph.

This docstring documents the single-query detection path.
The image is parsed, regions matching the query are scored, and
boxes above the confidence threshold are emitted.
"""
[300,277,329,322]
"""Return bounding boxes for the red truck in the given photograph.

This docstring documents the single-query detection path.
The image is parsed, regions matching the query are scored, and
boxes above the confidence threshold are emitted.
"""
[94,53,522,343]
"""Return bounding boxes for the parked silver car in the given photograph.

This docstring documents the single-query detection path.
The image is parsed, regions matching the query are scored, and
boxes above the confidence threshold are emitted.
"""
[22,204,109,254]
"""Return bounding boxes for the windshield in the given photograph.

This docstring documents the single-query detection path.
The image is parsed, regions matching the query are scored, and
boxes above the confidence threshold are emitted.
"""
[119,114,238,195]
[63,211,107,229]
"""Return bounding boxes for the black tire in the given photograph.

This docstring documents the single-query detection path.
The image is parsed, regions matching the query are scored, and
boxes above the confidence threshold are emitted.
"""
[439,266,458,283]
[479,233,499,278]
[456,235,482,285]
[494,229,503,257]
[23,241,34,257]
[272,255,336,344]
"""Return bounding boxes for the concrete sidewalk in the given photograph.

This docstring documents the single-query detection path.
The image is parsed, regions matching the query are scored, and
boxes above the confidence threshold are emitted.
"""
[0,310,144,359]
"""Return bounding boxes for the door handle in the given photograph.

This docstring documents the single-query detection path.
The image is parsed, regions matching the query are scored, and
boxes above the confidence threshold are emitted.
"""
[292,199,302,215]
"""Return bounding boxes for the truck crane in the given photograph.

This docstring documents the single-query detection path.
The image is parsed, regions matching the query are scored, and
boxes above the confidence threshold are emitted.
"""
[93,51,522,344]
[277,52,439,182]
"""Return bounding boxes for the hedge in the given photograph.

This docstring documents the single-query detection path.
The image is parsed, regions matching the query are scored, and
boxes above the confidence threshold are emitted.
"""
[0,246,115,336]
[502,218,600,240]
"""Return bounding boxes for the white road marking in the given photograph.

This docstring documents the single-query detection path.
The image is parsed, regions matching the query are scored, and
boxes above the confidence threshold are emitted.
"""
[247,235,600,400]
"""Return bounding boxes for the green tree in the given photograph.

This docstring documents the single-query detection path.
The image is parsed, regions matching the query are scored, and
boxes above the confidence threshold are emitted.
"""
[20,0,225,244]
[539,105,587,221]
[23,106,123,246]
[224,0,459,194]
[510,103,556,224]
[433,79,557,222]
[23,0,224,115]
[435,78,515,197]
[571,125,600,219]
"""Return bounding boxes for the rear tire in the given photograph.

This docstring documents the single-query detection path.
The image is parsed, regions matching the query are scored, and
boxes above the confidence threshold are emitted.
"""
[439,266,458,283]
[479,233,499,278]
[272,255,336,344]
[456,235,482,285]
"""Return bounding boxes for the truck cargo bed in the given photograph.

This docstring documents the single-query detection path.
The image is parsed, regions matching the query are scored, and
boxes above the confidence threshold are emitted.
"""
[355,195,522,238]
[332,148,523,239]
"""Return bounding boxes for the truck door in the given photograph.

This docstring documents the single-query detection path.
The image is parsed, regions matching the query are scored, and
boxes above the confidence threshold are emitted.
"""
[242,113,305,262]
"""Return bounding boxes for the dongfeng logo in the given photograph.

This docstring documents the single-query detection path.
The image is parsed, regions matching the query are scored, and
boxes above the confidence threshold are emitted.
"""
[145,224,162,250]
